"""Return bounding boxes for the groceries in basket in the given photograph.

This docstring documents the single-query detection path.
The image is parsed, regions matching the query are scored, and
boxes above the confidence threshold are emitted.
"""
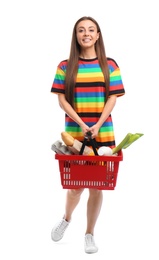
[98,146,113,156]
[51,140,73,155]
[51,131,144,156]
[61,132,93,155]
[94,132,144,155]
[112,132,144,154]
[51,132,94,155]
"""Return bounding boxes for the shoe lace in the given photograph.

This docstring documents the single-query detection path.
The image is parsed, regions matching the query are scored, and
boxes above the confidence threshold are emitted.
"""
[55,220,68,235]
[85,235,95,246]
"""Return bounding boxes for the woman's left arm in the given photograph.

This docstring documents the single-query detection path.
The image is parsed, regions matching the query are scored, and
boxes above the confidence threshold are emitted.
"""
[89,95,117,138]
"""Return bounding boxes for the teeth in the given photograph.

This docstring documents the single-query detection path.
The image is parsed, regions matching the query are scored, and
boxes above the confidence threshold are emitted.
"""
[83,39,90,42]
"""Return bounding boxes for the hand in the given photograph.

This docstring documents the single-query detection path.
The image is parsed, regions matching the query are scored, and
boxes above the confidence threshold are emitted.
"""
[80,123,91,137]
[89,124,100,139]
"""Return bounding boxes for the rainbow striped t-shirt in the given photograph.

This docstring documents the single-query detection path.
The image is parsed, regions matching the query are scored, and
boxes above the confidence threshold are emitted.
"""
[51,57,125,148]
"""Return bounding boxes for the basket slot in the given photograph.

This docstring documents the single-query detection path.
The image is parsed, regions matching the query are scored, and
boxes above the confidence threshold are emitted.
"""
[63,173,70,179]
[63,161,71,172]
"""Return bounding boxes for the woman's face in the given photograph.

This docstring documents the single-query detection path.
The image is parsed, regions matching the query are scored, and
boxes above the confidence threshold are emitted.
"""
[76,19,100,50]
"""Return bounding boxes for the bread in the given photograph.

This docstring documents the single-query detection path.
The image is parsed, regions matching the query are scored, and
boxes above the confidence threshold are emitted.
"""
[61,132,74,146]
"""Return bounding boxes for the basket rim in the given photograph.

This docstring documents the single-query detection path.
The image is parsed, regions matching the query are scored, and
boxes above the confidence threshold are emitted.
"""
[55,150,123,162]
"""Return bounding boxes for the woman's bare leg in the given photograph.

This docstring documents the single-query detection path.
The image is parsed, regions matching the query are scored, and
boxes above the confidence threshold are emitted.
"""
[85,189,103,235]
[64,188,84,221]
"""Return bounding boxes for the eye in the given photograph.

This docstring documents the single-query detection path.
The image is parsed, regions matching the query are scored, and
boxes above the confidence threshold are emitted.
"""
[78,29,84,33]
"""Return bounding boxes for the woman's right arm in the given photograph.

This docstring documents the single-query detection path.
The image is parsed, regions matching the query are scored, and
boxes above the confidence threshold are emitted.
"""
[58,94,90,135]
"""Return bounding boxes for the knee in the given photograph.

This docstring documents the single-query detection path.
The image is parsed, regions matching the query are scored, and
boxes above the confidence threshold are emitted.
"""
[89,188,102,197]
[68,188,84,198]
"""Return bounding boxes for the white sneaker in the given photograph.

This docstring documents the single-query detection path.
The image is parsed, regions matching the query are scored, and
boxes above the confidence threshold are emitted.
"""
[51,218,69,242]
[84,234,98,253]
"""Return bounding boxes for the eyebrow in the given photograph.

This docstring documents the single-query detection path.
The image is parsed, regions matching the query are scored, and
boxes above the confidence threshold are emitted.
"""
[77,26,95,29]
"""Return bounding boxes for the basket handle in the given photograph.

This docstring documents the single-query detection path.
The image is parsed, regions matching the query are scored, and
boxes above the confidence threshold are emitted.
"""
[79,132,98,155]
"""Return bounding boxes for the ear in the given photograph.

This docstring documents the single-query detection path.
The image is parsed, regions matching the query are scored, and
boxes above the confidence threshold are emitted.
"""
[96,32,100,40]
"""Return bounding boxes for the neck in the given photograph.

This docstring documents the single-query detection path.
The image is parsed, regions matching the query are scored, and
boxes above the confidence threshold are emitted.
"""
[79,55,97,59]
[79,50,97,59]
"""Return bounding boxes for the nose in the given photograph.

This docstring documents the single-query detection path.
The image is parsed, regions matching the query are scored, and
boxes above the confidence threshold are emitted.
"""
[84,30,89,36]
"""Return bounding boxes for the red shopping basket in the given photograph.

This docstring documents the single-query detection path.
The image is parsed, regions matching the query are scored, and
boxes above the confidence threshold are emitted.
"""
[55,151,123,190]
[55,132,123,190]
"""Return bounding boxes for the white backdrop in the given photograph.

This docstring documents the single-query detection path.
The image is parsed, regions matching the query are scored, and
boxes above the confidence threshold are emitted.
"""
[0,0,158,259]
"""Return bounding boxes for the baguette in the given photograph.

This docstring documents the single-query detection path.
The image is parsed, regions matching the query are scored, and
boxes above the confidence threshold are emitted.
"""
[61,132,74,146]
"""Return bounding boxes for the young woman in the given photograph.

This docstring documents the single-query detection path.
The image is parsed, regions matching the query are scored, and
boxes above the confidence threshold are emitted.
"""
[51,16,125,254]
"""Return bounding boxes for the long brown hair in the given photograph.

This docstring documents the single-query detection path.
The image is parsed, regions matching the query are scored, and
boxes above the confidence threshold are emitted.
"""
[65,16,110,108]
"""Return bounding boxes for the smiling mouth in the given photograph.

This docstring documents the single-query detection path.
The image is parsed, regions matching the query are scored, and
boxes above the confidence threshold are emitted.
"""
[83,39,91,42]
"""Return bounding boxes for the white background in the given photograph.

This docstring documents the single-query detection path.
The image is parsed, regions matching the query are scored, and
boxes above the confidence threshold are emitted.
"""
[0,0,158,259]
